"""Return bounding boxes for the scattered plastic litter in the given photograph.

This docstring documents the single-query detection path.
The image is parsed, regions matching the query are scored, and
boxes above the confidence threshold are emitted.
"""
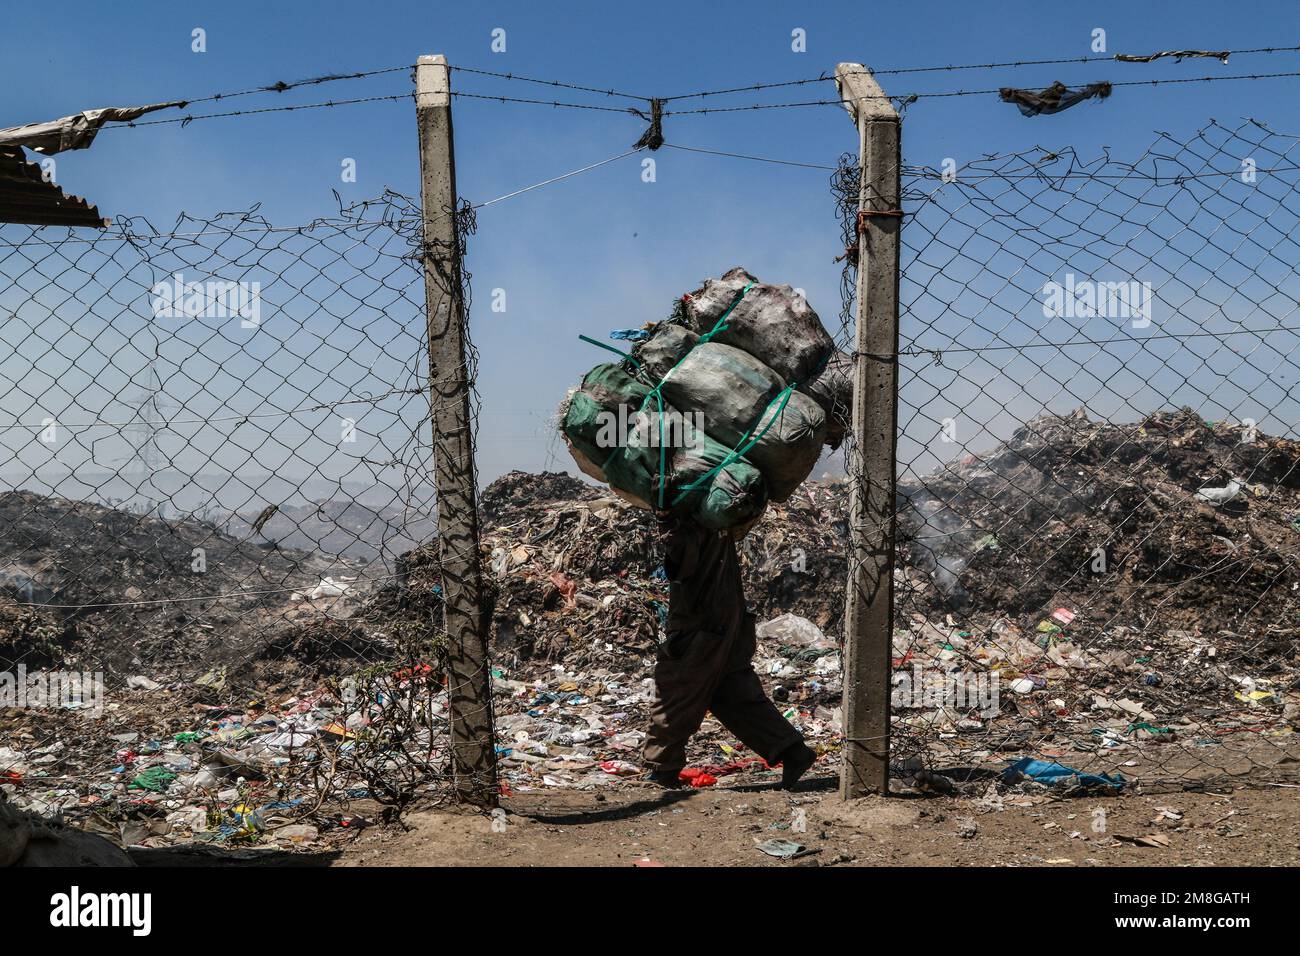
[1195,478,1243,505]
[755,838,810,859]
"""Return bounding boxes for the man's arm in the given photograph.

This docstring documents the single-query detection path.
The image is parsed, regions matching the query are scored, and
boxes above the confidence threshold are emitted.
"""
[662,519,701,582]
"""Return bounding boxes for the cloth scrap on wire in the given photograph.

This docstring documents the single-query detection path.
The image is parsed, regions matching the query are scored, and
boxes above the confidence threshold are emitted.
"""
[609,328,651,342]
[1115,49,1230,64]
[999,81,1112,117]
[631,98,665,151]
[0,102,186,155]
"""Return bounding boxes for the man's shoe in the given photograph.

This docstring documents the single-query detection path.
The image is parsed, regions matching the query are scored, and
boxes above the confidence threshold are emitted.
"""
[779,743,817,789]
[648,769,685,789]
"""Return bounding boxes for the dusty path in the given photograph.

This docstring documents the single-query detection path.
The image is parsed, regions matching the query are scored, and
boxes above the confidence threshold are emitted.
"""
[335,775,1300,867]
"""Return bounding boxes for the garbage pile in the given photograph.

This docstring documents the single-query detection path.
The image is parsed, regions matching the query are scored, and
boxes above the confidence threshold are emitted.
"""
[559,267,852,529]
[0,684,349,851]
[887,406,1300,779]
[480,406,1300,790]
[0,511,429,853]
[0,535,477,852]
[0,490,363,679]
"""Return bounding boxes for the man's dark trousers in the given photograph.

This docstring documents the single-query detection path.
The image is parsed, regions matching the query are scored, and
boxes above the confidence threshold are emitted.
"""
[644,613,803,773]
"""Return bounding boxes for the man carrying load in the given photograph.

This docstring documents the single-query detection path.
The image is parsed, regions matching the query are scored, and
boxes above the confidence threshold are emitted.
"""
[643,515,818,789]
[559,267,854,789]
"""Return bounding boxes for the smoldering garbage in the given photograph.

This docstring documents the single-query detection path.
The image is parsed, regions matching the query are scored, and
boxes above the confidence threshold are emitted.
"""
[2,407,1299,854]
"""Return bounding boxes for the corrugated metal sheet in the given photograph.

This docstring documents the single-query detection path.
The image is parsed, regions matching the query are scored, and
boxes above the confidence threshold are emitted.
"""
[0,146,107,227]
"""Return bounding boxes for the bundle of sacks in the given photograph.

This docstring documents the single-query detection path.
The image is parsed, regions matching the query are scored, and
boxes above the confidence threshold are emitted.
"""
[560,267,853,530]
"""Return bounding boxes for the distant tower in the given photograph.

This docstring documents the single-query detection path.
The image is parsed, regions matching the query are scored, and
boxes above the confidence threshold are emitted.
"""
[120,360,174,518]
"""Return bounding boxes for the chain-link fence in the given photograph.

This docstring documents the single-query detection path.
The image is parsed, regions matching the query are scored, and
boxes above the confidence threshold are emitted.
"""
[862,118,1300,792]
[4,108,1300,850]
[0,193,475,835]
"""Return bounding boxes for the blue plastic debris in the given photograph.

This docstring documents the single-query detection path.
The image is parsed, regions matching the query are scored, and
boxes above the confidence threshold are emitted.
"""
[651,600,668,625]
[609,328,650,342]
[1001,757,1124,793]
[260,798,303,812]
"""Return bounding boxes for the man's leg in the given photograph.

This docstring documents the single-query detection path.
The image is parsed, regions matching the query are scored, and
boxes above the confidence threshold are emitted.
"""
[643,630,729,778]
[709,666,805,766]
[709,616,814,783]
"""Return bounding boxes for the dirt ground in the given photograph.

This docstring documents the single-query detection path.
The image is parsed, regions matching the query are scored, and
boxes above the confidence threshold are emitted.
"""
[333,774,1300,867]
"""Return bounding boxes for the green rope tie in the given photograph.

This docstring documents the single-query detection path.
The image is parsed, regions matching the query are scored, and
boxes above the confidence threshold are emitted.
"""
[577,334,640,368]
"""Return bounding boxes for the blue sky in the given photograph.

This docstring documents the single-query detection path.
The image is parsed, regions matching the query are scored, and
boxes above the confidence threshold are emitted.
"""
[3,0,1300,494]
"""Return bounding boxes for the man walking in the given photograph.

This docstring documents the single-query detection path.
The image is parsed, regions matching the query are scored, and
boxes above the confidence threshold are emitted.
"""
[643,516,818,788]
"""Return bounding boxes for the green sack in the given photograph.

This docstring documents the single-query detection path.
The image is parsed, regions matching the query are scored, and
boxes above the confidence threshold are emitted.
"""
[636,335,827,502]
[598,403,768,527]
[561,362,767,528]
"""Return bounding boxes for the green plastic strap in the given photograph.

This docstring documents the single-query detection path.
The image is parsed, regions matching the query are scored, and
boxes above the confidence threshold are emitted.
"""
[578,334,640,369]
[646,281,753,507]
[655,390,666,508]
[697,281,754,345]
[672,350,829,503]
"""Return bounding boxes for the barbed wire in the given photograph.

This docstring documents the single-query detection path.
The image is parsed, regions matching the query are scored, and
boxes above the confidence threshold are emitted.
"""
[182,64,413,106]
[446,64,649,102]
[436,43,1300,107]
[98,91,416,130]
[660,43,1300,100]
[662,70,1300,114]
[94,67,1300,137]
[447,90,640,114]
[427,70,1300,123]
[37,59,1300,151]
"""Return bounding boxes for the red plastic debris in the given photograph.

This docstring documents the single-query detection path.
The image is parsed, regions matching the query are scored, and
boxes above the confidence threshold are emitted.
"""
[392,662,436,683]
[678,768,718,787]
[549,571,578,608]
